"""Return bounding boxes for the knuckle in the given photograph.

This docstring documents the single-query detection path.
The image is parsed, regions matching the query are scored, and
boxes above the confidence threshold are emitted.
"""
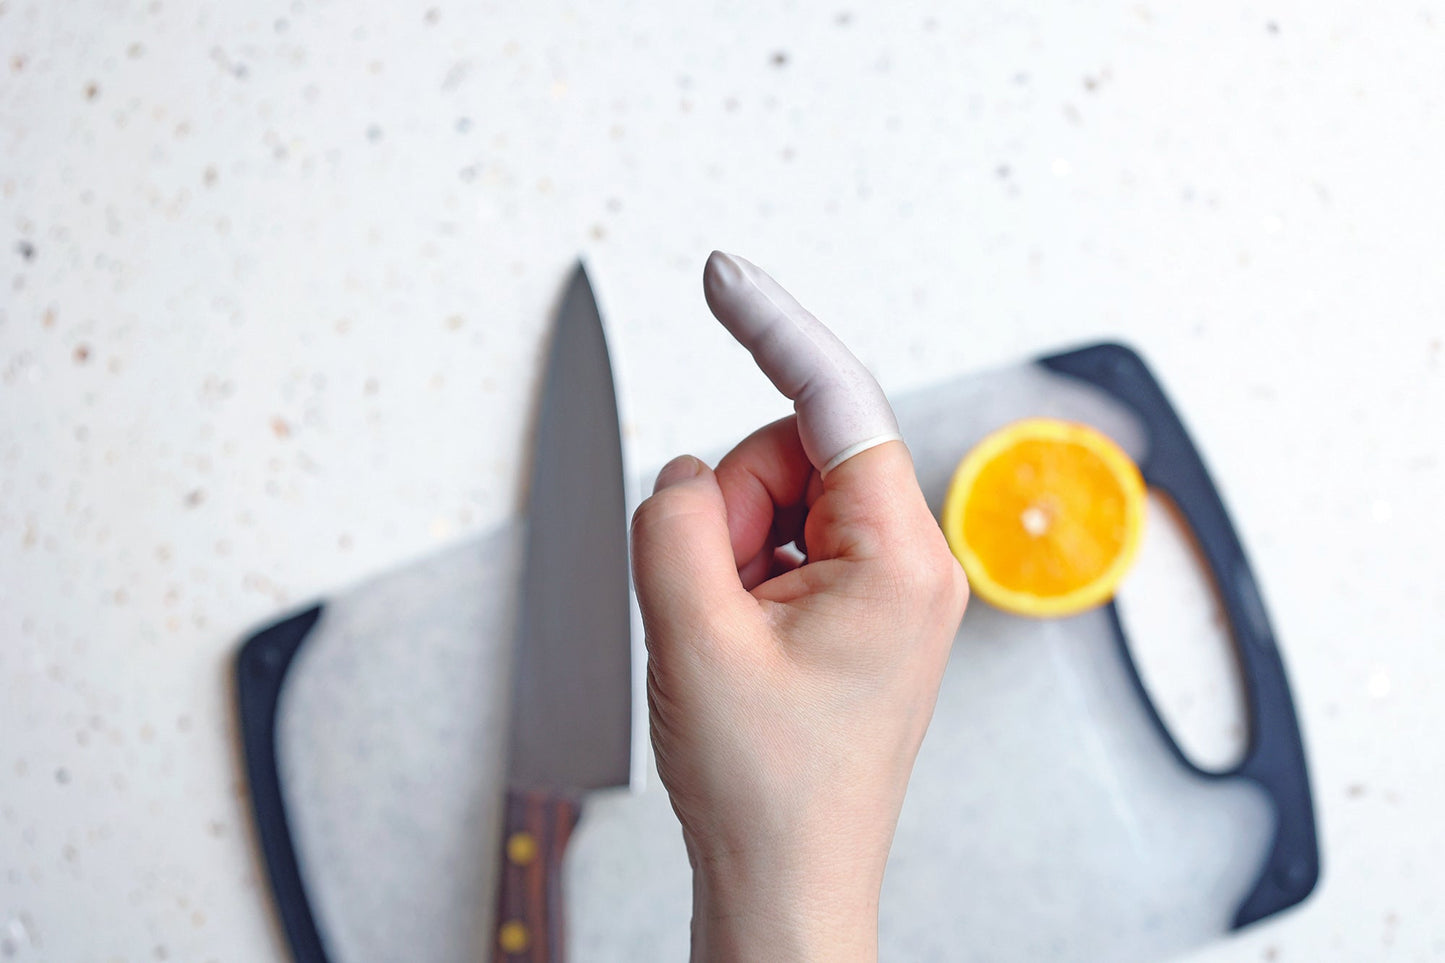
[930,556,963,607]
[628,490,677,541]
[881,548,954,605]
[947,556,971,614]
[628,496,656,540]
[918,542,972,613]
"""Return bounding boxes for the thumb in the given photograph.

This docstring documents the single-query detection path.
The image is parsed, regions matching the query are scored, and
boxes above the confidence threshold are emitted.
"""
[702,251,929,557]
[703,251,901,476]
[630,455,757,647]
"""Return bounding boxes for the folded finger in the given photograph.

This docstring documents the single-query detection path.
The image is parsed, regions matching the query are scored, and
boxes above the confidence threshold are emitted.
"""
[713,415,814,570]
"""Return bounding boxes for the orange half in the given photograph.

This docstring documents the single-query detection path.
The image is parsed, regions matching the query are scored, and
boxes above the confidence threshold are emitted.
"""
[941,418,1146,618]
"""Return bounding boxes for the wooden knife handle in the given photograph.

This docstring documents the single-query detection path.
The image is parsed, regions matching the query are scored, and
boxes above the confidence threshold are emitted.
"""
[492,788,580,963]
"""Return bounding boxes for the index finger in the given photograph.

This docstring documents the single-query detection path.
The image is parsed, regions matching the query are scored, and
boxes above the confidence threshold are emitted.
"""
[702,251,902,476]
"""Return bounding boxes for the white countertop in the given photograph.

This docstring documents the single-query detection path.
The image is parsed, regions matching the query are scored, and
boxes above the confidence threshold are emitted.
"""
[2,0,1442,959]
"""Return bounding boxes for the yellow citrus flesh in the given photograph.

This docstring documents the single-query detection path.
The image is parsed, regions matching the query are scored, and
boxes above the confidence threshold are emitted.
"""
[942,418,1146,618]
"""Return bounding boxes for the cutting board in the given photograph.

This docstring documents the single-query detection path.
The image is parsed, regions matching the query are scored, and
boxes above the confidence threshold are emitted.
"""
[237,342,1318,963]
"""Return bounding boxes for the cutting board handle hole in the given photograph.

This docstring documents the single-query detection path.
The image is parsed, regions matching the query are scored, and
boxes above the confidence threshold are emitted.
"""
[1114,489,1249,774]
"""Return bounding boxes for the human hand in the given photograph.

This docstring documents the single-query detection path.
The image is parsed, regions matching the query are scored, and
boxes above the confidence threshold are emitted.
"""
[629,252,970,961]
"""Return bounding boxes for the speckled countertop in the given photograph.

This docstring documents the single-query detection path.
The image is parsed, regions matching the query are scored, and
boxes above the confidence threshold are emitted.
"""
[2,1,1442,960]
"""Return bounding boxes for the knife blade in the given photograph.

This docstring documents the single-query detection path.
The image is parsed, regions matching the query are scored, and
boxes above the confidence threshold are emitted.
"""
[493,262,632,963]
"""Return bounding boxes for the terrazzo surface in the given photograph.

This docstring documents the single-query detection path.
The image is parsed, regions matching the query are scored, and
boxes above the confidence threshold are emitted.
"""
[2,1,1443,959]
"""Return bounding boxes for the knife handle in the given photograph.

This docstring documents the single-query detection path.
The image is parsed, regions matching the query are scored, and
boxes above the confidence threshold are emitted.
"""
[493,788,580,963]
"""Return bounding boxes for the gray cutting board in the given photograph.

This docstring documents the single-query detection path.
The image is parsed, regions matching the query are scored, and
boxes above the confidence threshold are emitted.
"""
[238,343,1318,963]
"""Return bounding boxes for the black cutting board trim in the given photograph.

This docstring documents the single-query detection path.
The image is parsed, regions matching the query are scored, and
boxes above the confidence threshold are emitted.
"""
[1042,342,1319,928]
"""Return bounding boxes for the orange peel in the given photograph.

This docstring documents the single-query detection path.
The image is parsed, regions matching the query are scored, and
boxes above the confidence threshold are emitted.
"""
[942,418,1147,618]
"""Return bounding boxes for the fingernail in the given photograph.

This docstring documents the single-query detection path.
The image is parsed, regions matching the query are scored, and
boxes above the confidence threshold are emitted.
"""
[653,455,702,492]
[702,251,744,310]
[705,250,744,285]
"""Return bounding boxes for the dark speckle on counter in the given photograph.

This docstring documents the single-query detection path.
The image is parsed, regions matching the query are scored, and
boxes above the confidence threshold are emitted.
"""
[0,2,1437,958]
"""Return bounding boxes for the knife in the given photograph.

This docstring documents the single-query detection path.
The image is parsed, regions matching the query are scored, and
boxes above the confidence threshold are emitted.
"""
[492,262,633,962]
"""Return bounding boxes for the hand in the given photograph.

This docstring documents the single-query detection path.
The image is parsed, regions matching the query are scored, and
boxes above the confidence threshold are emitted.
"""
[630,253,969,961]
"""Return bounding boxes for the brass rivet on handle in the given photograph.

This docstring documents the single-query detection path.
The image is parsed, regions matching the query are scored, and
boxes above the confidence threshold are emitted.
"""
[498,920,530,954]
[506,831,538,866]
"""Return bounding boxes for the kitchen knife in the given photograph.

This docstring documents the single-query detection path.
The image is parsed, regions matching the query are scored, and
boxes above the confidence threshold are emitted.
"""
[492,262,633,962]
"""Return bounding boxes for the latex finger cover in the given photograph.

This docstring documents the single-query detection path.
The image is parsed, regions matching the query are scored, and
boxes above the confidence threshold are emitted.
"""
[702,251,903,474]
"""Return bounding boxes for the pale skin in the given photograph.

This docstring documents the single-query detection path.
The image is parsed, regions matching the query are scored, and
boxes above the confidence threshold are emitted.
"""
[630,253,970,961]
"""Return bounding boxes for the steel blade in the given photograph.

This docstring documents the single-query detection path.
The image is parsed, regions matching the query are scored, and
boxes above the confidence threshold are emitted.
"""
[508,262,631,793]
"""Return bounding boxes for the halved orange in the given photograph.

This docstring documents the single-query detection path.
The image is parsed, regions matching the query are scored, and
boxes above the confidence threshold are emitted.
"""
[941,418,1147,618]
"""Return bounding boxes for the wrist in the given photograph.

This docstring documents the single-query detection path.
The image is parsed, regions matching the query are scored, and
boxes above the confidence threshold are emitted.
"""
[689,845,882,962]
